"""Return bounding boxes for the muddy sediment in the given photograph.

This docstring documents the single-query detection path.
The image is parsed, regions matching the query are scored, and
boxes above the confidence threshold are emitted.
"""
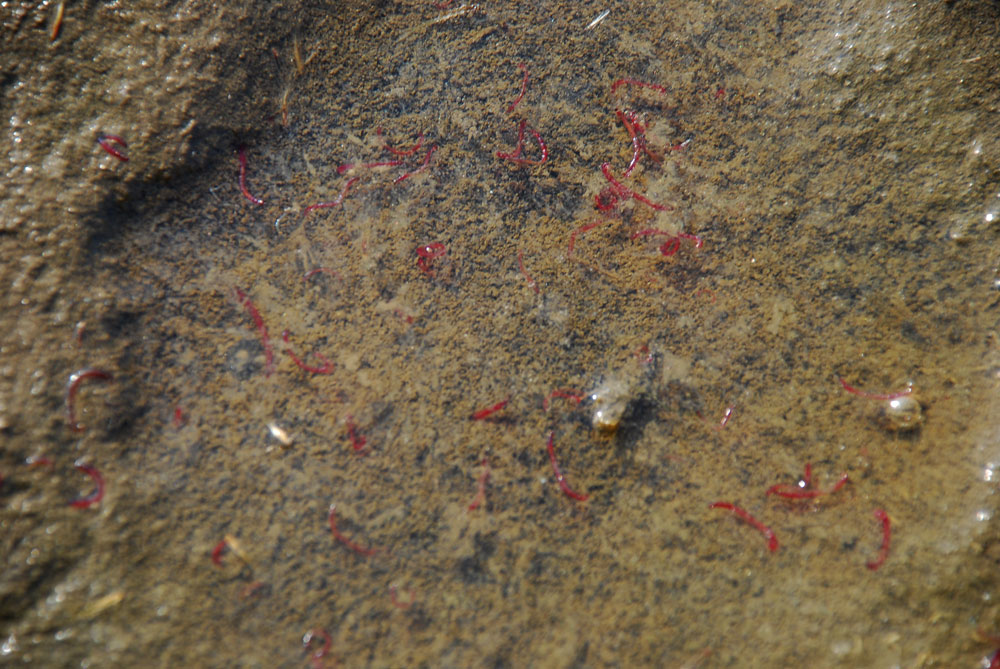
[3,1,1000,666]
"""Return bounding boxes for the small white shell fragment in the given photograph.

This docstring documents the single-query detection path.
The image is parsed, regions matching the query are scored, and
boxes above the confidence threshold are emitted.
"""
[589,376,631,432]
[880,395,923,432]
[267,421,294,446]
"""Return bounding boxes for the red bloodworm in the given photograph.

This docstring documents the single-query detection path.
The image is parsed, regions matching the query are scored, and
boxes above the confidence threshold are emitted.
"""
[345,416,367,454]
[389,584,416,609]
[498,122,548,165]
[765,463,849,499]
[496,120,527,161]
[416,242,447,276]
[73,320,87,345]
[69,462,105,509]
[505,63,529,113]
[96,133,129,162]
[173,406,186,428]
[716,405,734,429]
[472,398,509,420]
[303,628,332,669]
[416,242,447,259]
[280,330,334,375]
[393,144,437,184]
[303,177,359,217]
[616,109,647,177]
[376,127,424,156]
[65,368,113,432]
[546,389,581,411]
[210,538,228,566]
[594,187,620,211]
[866,508,891,571]
[837,377,913,401]
[542,389,584,412]
[546,432,589,501]
[610,78,668,96]
[327,504,377,556]
[660,238,680,256]
[709,501,779,552]
[236,146,264,206]
[600,162,673,211]
[467,457,491,511]
[233,287,274,377]
[517,250,539,294]
[26,455,54,468]
[568,221,604,257]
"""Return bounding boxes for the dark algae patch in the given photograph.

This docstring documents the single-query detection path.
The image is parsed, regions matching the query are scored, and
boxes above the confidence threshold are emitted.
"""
[4,0,1000,666]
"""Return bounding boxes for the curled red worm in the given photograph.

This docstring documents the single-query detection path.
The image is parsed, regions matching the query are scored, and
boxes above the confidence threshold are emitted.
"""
[281,330,334,375]
[709,501,779,552]
[389,584,416,609]
[546,432,589,501]
[237,146,264,206]
[303,177,359,217]
[345,416,367,454]
[303,628,332,669]
[600,162,672,211]
[69,462,105,509]
[393,145,436,184]
[866,508,891,570]
[416,242,447,276]
[497,120,548,165]
[765,463,849,499]
[328,504,377,556]
[65,368,113,432]
[96,133,129,162]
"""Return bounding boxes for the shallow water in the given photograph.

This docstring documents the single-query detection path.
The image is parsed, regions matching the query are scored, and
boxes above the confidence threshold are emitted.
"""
[3,1,1000,666]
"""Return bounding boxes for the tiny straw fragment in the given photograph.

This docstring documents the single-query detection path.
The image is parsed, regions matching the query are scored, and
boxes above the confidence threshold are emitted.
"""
[585,9,610,31]
[709,501,779,552]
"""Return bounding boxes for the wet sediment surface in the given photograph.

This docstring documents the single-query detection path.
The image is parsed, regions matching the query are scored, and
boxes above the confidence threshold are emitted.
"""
[3,1,1000,666]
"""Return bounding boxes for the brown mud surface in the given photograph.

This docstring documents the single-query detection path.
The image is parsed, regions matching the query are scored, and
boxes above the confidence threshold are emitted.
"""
[3,1,1000,666]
